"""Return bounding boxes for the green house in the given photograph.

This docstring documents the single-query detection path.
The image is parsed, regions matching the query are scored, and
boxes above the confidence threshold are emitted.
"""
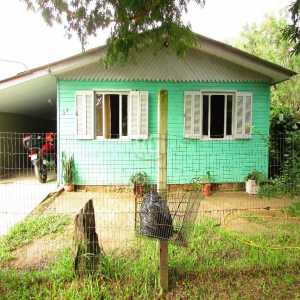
[0,35,295,186]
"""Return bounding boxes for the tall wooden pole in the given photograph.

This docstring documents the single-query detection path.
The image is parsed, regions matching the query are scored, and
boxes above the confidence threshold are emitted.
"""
[157,89,168,294]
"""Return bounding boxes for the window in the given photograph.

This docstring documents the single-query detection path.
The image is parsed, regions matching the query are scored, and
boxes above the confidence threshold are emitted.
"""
[202,93,233,139]
[75,90,148,140]
[95,93,128,139]
[184,91,252,139]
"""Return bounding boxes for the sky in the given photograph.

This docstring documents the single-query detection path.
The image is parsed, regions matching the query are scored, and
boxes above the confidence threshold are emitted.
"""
[0,0,292,80]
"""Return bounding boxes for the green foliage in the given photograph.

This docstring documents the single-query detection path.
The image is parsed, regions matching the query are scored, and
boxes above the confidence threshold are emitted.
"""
[21,0,205,66]
[129,171,149,186]
[192,171,214,190]
[0,214,70,263]
[258,151,300,198]
[245,170,266,184]
[62,152,75,184]
[235,14,300,109]
[257,105,300,198]
[285,201,300,218]
[270,106,299,136]
[282,0,300,55]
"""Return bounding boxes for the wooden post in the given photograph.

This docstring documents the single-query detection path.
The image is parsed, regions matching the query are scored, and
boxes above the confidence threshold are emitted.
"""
[157,89,168,294]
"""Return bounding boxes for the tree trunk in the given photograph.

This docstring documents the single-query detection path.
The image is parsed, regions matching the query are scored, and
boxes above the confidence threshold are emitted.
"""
[74,199,101,276]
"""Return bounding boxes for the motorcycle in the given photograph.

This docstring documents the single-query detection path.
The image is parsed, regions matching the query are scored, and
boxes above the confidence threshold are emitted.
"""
[23,133,56,183]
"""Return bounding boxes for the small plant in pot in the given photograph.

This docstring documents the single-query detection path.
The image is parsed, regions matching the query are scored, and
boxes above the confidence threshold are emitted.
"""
[245,170,266,195]
[129,171,149,197]
[192,171,214,197]
[62,152,75,192]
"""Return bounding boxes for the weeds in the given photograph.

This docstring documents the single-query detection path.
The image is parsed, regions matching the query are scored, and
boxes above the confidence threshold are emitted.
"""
[0,216,299,299]
[284,201,300,218]
[0,214,70,263]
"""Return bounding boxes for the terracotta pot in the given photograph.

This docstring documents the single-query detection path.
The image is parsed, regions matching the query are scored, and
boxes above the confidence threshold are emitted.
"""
[133,184,144,197]
[202,183,212,197]
[64,184,74,192]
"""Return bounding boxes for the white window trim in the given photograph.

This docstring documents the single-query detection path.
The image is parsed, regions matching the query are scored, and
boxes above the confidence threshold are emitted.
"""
[95,91,130,140]
[201,91,235,140]
[184,90,252,141]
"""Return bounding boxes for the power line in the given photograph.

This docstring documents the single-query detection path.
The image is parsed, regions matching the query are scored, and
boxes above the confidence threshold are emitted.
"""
[0,58,28,70]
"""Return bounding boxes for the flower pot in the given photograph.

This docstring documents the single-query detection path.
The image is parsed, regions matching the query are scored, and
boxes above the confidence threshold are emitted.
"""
[245,180,258,195]
[202,183,212,197]
[64,184,74,192]
[133,184,144,197]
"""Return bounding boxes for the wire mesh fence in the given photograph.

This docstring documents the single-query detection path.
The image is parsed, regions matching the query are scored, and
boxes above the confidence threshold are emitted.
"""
[0,131,299,271]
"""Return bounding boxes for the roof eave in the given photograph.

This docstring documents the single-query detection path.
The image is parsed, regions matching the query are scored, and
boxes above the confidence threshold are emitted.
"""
[195,34,296,85]
[0,34,296,88]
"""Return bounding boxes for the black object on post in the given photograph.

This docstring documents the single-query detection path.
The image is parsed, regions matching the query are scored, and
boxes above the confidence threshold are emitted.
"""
[140,191,173,240]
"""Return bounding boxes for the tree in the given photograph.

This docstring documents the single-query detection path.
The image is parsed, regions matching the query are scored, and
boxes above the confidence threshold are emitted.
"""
[282,0,300,55]
[235,14,300,110]
[22,0,205,66]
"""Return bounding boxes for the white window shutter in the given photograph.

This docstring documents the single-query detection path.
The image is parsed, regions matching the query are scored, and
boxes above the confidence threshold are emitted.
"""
[140,91,149,138]
[193,94,202,138]
[75,91,95,139]
[184,93,193,138]
[235,92,252,139]
[184,92,201,138]
[129,91,148,139]
[244,94,252,136]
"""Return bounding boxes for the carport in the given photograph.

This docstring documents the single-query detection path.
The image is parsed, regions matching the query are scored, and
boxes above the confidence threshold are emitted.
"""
[0,48,103,234]
[0,67,58,235]
[0,72,57,180]
[0,47,103,181]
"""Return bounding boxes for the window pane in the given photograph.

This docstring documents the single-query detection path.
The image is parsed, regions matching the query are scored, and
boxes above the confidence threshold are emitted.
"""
[226,95,233,136]
[95,94,103,136]
[210,95,225,138]
[236,96,244,136]
[110,94,120,139]
[194,94,201,135]
[245,95,252,135]
[202,95,209,136]
[185,94,192,135]
[122,95,128,137]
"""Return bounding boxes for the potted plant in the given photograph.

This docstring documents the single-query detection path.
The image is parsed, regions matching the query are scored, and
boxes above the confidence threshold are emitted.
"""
[192,171,214,197]
[62,152,75,192]
[245,170,265,195]
[129,171,149,197]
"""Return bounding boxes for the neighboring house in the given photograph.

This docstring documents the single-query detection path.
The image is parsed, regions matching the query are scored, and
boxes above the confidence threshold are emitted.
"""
[0,34,295,186]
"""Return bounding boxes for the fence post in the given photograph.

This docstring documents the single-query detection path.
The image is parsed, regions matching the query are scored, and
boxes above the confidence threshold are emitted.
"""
[157,89,168,294]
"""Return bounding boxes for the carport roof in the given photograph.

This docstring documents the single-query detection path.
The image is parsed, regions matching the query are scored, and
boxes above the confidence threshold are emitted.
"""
[0,34,296,119]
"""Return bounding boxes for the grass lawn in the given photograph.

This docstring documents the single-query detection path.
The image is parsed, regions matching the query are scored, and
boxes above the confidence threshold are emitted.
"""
[0,204,300,299]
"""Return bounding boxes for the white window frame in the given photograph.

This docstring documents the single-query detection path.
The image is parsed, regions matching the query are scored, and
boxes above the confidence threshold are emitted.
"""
[184,90,253,140]
[95,91,130,141]
[201,91,235,140]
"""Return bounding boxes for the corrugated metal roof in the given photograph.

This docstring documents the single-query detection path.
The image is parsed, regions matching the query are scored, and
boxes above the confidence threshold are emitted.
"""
[58,48,271,83]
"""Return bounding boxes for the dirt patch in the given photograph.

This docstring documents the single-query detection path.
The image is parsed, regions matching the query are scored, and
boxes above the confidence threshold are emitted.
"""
[223,209,300,235]
[6,224,73,270]
[224,216,269,235]
[44,191,136,251]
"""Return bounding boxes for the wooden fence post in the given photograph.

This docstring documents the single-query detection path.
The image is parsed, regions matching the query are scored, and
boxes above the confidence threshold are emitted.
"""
[157,89,168,294]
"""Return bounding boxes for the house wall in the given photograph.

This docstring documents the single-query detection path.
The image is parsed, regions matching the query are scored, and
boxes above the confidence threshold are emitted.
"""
[58,80,270,185]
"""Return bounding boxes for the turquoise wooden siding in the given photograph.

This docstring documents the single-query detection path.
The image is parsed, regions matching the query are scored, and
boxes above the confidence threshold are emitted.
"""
[58,80,270,185]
